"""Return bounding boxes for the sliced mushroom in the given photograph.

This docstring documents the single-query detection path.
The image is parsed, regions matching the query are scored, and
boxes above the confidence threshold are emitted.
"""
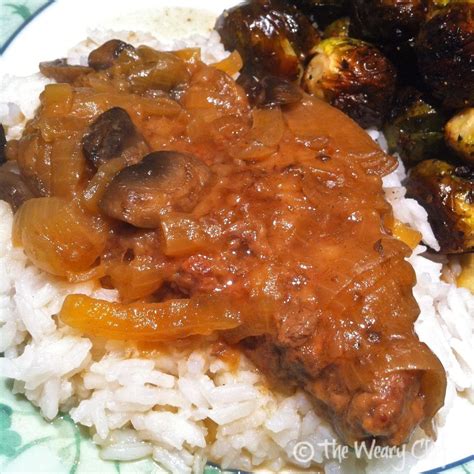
[238,73,303,108]
[99,151,212,228]
[0,124,6,165]
[0,163,34,211]
[127,48,191,94]
[82,107,147,168]
[88,39,137,70]
[39,59,93,83]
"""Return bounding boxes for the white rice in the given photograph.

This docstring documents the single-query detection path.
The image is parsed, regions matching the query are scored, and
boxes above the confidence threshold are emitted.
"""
[1,29,473,474]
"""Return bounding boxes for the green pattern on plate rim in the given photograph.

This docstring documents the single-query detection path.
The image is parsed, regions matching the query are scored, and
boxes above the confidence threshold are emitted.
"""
[0,0,53,53]
[0,376,229,473]
[0,1,473,473]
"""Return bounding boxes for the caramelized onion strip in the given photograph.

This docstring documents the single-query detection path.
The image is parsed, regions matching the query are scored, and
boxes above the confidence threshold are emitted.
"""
[59,294,274,342]
[343,339,446,430]
[13,197,108,277]
[211,50,243,76]
[160,213,207,257]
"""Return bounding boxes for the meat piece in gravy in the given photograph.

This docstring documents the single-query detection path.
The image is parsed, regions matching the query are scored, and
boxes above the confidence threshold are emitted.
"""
[169,96,446,446]
[9,43,446,447]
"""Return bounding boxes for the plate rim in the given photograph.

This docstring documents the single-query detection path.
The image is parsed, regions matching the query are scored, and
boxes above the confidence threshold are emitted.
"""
[0,2,473,473]
[0,0,55,55]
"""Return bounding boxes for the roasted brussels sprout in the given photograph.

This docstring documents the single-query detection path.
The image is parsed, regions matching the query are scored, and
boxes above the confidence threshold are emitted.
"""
[405,160,474,253]
[323,16,351,38]
[445,108,474,164]
[302,37,397,128]
[348,1,427,87]
[293,0,349,28]
[416,2,474,108]
[215,0,320,81]
[384,88,450,166]
[351,0,427,45]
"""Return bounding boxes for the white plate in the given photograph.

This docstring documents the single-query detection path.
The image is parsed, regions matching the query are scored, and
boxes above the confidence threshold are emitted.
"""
[0,2,473,473]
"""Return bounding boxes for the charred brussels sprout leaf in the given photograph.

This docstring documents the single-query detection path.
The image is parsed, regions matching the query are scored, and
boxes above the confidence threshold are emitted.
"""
[302,37,397,128]
[293,0,349,29]
[445,108,474,164]
[384,89,450,166]
[416,2,474,108]
[215,0,320,81]
[405,160,474,253]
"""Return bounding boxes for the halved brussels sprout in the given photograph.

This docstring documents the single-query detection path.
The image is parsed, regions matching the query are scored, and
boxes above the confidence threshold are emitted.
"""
[445,108,474,165]
[302,37,397,128]
[215,0,320,81]
[416,2,474,108]
[405,160,474,254]
[384,88,449,166]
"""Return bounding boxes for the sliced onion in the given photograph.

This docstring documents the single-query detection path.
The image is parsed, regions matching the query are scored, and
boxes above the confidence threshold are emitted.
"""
[59,294,274,342]
[284,96,396,176]
[160,213,207,257]
[230,107,284,161]
[82,157,128,214]
[348,339,447,426]
[107,260,164,302]
[66,264,106,283]
[40,83,73,116]
[50,134,86,198]
[13,197,108,277]
[211,50,243,76]
[251,108,285,147]
[172,48,201,63]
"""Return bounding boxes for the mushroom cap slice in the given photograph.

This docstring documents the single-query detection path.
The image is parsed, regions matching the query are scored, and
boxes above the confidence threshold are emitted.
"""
[99,151,212,228]
[82,107,139,168]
